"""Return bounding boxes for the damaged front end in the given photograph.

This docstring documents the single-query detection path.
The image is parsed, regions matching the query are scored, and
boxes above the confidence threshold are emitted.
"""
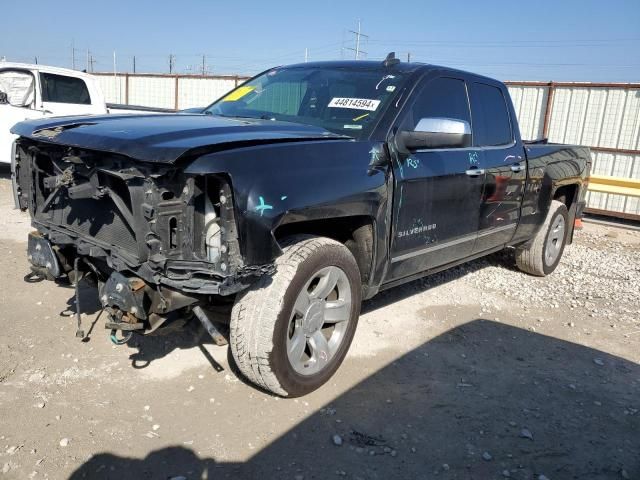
[14,139,273,339]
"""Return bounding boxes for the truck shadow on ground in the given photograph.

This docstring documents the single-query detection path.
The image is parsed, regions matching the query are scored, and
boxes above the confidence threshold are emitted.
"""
[68,319,639,480]
[109,251,516,372]
[362,249,515,315]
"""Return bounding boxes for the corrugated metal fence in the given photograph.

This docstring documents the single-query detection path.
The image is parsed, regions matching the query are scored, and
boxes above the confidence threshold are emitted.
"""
[506,82,640,218]
[93,72,248,110]
[93,72,640,218]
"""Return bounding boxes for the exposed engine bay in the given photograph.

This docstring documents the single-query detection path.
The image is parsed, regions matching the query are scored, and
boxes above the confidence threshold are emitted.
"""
[13,139,273,340]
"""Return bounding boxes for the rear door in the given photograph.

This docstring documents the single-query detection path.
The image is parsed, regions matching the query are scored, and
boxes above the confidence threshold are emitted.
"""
[39,72,100,116]
[387,75,485,281]
[468,81,525,252]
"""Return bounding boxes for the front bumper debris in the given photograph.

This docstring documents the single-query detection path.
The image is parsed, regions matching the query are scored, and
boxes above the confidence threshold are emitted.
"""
[27,232,61,279]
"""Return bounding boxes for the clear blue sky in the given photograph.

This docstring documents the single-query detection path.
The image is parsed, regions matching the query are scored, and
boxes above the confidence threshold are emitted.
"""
[1,0,639,81]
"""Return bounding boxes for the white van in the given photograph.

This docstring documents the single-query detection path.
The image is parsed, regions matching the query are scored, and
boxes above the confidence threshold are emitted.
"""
[0,63,109,164]
[1,62,171,165]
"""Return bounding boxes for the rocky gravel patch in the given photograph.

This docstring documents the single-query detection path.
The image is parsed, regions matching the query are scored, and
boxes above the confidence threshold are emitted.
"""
[416,228,640,336]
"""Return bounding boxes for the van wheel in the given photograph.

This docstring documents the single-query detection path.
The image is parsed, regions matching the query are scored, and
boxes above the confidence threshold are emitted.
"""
[230,235,362,397]
[515,200,569,276]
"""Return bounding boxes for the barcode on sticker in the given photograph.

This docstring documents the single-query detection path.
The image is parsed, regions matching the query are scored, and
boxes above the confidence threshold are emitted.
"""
[328,98,381,111]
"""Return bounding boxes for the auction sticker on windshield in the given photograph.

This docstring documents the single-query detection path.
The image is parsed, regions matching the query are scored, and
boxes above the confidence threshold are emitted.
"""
[222,86,256,102]
[328,98,381,111]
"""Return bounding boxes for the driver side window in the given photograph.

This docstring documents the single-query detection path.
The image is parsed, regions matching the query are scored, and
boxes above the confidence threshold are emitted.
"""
[0,70,35,108]
[406,77,471,136]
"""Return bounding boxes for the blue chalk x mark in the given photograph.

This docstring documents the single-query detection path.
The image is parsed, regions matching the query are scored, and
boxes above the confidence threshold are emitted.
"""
[369,147,382,163]
[407,157,420,169]
[255,196,273,216]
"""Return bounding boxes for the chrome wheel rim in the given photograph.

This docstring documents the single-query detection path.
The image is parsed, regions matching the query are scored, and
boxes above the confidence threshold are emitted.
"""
[286,266,352,376]
[544,214,565,266]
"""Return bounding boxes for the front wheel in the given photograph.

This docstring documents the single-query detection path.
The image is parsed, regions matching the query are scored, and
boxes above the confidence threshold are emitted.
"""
[230,235,362,397]
[515,200,569,276]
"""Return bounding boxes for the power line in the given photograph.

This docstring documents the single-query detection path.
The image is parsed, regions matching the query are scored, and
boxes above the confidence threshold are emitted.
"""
[367,39,640,49]
[369,37,640,44]
[344,20,368,60]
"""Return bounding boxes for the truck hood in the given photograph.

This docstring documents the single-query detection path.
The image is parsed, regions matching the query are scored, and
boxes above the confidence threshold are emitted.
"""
[11,113,349,163]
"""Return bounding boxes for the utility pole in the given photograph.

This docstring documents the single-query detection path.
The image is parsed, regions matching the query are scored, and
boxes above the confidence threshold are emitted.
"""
[304,48,308,63]
[345,20,368,60]
[355,20,362,60]
[88,54,96,73]
[34,56,38,65]
[407,52,411,62]
[169,54,175,74]
[86,49,90,72]
[201,54,206,75]
[71,40,76,69]
[113,51,119,102]
[132,56,136,74]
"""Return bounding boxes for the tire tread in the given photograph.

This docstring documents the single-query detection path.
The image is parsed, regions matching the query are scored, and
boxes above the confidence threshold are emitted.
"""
[515,200,567,276]
[230,235,351,396]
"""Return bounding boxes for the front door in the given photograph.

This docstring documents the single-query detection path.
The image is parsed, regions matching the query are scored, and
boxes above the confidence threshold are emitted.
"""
[388,76,484,281]
[467,81,525,252]
[0,69,45,164]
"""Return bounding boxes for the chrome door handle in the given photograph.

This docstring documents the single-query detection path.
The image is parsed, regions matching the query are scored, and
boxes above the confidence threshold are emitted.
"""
[510,163,525,173]
[465,168,485,177]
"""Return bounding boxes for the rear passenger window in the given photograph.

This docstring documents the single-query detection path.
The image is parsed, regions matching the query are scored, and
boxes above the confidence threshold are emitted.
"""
[39,73,91,105]
[468,82,512,146]
[407,77,471,132]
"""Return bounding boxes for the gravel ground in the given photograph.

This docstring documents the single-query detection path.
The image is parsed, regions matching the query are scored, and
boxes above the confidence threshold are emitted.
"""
[0,172,638,480]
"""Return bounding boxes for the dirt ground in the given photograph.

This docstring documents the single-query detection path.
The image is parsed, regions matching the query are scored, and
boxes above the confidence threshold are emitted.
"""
[0,170,638,480]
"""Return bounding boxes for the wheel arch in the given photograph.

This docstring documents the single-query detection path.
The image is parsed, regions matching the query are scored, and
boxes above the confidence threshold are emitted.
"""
[274,215,376,292]
[552,182,581,244]
[552,183,579,209]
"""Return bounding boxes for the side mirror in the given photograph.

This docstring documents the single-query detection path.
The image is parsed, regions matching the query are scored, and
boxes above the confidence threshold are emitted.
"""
[0,91,7,105]
[397,117,471,151]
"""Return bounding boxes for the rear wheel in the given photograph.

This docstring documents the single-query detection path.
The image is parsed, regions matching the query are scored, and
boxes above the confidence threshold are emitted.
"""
[230,235,362,397]
[515,200,569,276]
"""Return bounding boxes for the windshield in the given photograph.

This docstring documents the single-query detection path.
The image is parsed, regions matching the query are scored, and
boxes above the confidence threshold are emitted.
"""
[204,66,408,138]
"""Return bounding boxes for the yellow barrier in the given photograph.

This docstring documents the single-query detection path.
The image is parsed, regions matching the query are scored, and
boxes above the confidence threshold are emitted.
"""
[588,175,640,197]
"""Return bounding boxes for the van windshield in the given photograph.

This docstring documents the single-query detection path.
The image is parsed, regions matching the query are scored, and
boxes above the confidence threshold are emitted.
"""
[204,66,407,139]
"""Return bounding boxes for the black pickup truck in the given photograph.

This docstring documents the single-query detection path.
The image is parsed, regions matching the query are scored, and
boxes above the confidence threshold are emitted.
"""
[11,55,591,396]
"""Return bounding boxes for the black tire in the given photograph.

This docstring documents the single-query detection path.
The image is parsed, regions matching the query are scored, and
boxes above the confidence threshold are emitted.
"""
[515,200,569,276]
[230,235,362,397]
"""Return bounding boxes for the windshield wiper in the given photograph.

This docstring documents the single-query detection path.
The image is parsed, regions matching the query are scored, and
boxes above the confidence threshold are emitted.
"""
[212,113,270,120]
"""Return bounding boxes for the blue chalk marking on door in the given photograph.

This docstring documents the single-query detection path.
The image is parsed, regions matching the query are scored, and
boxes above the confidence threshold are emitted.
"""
[255,196,273,216]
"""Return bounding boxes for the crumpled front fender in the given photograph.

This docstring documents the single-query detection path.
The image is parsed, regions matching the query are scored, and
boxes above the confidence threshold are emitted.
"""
[184,139,389,266]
